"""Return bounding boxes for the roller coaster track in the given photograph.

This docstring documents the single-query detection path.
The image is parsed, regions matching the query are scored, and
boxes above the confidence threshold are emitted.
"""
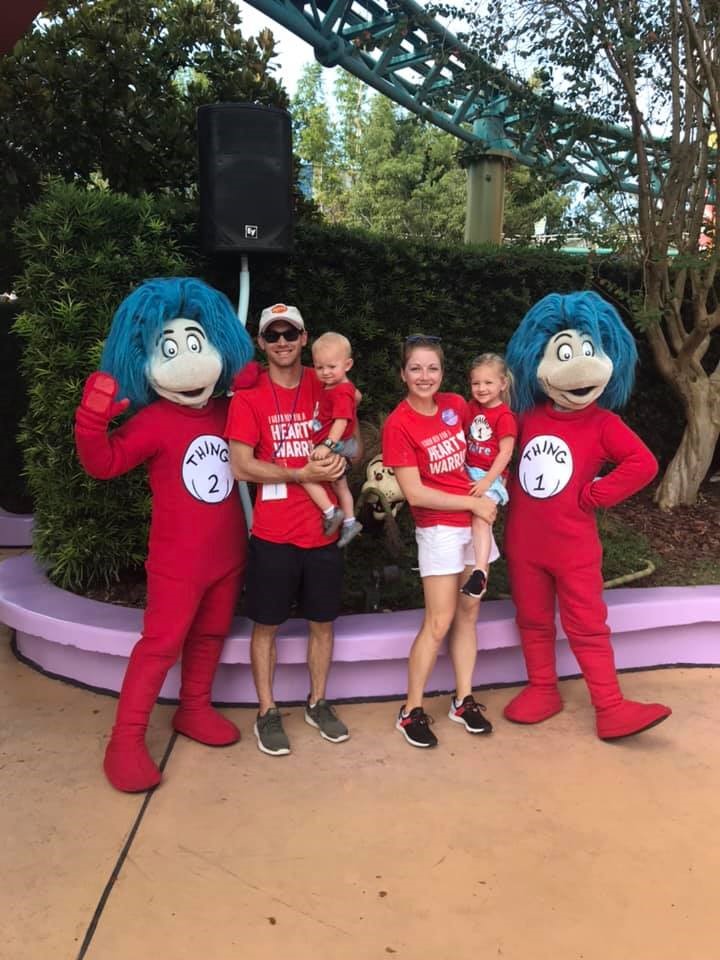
[245,0,673,194]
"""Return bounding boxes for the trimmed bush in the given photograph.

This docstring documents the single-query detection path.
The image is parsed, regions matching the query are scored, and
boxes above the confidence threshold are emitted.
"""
[12,181,681,595]
[205,222,591,421]
[0,298,32,512]
[13,181,189,588]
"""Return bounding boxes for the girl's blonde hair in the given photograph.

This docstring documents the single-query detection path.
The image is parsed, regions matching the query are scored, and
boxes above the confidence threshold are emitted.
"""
[469,352,513,406]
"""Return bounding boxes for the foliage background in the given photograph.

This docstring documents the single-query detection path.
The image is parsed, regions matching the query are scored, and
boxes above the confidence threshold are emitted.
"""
[10,181,682,598]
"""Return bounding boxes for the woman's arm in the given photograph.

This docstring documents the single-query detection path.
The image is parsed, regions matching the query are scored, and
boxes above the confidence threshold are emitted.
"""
[395,465,497,522]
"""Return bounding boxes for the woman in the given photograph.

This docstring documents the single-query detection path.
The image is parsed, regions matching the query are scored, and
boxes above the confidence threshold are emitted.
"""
[382,335,498,748]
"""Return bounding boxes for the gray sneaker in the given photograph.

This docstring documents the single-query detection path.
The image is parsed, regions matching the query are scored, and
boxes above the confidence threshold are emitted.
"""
[337,519,363,548]
[304,698,350,743]
[323,507,345,536]
[254,707,291,756]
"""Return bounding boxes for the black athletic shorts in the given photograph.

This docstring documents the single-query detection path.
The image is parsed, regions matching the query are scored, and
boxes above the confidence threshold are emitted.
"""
[244,536,344,626]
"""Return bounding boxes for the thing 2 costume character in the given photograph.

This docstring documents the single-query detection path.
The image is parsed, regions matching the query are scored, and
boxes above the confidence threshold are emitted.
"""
[503,291,671,740]
[75,277,254,792]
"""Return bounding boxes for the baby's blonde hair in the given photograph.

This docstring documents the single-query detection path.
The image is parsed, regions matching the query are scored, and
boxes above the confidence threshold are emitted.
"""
[469,352,513,406]
[312,331,352,359]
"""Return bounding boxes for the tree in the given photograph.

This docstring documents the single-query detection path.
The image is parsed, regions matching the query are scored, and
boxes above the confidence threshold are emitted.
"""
[503,164,570,241]
[344,95,467,240]
[448,0,720,508]
[333,70,369,180]
[0,0,288,288]
[290,61,342,215]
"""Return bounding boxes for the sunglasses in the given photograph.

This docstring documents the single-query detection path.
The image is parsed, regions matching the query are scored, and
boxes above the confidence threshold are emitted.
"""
[405,334,442,344]
[262,326,302,343]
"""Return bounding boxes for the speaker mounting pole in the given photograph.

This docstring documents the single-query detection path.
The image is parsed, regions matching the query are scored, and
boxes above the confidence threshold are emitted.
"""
[236,254,254,528]
[237,255,250,328]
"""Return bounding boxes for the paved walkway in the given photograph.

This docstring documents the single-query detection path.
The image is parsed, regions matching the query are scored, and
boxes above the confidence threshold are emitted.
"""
[2,573,718,959]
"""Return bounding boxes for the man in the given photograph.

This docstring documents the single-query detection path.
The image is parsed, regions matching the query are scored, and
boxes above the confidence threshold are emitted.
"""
[226,303,351,756]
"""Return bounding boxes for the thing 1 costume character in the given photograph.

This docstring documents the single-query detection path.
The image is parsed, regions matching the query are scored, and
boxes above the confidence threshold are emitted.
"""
[503,291,671,740]
[75,277,254,792]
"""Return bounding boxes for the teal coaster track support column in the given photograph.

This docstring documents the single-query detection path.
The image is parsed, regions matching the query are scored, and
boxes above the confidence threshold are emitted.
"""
[463,116,514,246]
[465,155,505,245]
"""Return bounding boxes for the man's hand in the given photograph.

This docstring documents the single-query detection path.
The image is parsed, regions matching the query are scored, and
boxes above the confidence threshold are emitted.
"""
[298,454,345,482]
[80,372,129,421]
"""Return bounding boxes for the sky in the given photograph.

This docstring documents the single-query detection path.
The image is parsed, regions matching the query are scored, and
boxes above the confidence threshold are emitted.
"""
[236,1,326,99]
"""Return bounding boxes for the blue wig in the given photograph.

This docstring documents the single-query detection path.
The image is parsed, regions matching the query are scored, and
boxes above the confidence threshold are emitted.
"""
[100,277,253,408]
[506,291,637,412]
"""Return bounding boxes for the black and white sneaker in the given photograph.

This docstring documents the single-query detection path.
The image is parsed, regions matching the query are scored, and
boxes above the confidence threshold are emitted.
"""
[396,705,438,748]
[460,569,487,599]
[448,695,493,734]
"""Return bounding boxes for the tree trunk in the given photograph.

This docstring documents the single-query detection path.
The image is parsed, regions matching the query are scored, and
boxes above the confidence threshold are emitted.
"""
[654,379,720,509]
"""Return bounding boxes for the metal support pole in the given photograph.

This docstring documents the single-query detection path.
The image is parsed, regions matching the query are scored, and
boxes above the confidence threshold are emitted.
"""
[464,155,506,246]
[236,255,254,529]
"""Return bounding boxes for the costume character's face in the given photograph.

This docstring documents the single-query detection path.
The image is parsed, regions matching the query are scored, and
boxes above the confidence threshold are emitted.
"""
[361,455,405,520]
[537,328,613,411]
[148,318,222,408]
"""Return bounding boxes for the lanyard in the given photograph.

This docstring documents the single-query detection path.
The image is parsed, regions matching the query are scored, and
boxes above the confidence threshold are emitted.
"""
[269,369,305,462]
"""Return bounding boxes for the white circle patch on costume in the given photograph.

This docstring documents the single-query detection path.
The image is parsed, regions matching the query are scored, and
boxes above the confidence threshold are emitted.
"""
[518,434,573,499]
[182,434,234,503]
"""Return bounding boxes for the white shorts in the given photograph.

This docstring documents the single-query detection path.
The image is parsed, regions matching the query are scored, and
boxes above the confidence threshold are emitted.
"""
[415,524,499,577]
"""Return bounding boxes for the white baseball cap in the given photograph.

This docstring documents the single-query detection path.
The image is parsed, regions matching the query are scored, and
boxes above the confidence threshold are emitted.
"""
[258,303,305,336]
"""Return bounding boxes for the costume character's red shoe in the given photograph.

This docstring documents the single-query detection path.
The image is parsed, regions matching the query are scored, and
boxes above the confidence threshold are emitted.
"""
[172,635,240,746]
[172,705,240,745]
[104,730,162,793]
[503,685,563,724]
[596,700,672,740]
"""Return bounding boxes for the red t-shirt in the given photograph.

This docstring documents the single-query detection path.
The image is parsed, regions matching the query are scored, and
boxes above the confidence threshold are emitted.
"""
[463,400,518,473]
[313,379,357,443]
[225,367,337,548]
[382,392,471,528]
[75,397,247,581]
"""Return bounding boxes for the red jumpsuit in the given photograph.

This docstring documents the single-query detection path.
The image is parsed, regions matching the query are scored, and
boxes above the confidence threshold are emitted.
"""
[76,378,247,791]
[504,400,671,739]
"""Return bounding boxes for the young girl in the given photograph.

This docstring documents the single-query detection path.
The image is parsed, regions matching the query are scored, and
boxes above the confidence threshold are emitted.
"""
[382,335,498,748]
[460,354,517,599]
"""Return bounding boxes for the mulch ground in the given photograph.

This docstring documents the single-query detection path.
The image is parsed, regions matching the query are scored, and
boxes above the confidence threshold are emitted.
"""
[613,479,720,576]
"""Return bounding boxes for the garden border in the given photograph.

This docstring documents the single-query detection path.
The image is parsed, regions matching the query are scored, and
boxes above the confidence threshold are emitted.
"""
[0,509,33,547]
[1,552,719,705]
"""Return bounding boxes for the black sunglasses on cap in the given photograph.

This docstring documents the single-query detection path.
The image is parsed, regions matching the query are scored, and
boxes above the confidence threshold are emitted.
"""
[405,334,442,344]
[262,326,302,343]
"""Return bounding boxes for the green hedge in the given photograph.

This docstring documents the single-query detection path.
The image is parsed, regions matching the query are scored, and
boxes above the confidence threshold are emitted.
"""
[12,181,679,592]
[204,222,591,421]
[0,299,32,512]
[13,181,189,587]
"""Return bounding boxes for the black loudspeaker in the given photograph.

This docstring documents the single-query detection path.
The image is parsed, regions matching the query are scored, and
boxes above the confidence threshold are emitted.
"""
[197,102,293,255]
